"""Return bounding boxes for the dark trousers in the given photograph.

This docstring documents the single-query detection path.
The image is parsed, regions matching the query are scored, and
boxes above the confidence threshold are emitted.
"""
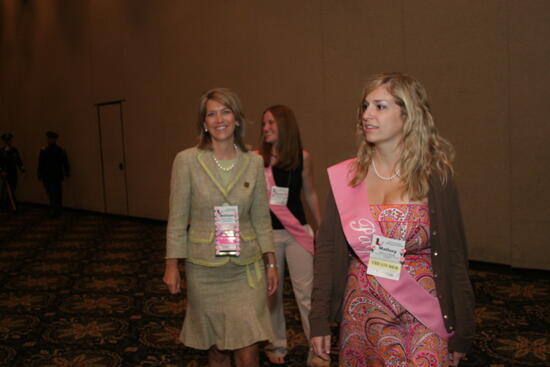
[43,180,63,215]
[0,175,17,209]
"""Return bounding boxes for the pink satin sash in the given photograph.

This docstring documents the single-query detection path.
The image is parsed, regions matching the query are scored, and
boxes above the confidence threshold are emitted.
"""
[328,159,452,341]
[265,166,315,255]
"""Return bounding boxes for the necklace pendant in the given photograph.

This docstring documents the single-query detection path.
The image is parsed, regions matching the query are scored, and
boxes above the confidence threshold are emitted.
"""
[213,145,239,172]
[372,159,400,181]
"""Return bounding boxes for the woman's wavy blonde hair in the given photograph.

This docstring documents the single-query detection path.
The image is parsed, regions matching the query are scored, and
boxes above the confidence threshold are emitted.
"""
[350,72,454,200]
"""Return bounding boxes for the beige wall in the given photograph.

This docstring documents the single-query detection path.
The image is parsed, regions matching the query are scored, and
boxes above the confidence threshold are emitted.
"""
[1,0,549,269]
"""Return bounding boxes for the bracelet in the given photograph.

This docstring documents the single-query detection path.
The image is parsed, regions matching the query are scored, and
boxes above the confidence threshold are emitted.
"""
[265,263,277,269]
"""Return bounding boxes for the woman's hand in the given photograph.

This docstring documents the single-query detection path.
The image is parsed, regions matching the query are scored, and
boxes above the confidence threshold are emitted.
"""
[266,267,278,296]
[163,259,182,294]
[264,252,278,296]
[311,335,331,361]
[448,351,466,366]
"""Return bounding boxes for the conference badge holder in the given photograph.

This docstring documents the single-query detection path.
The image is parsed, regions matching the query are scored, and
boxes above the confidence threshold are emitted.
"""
[366,234,406,280]
[214,205,240,257]
[270,186,289,206]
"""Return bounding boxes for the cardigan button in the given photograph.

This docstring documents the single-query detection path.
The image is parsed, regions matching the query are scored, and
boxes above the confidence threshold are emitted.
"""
[438,294,442,299]
[432,230,438,236]
[449,325,454,331]
[434,273,438,278]
[433,251,438,256]
[443,314,448,319]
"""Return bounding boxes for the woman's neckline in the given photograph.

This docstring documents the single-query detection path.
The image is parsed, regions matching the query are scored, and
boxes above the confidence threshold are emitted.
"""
[369,203,428,206]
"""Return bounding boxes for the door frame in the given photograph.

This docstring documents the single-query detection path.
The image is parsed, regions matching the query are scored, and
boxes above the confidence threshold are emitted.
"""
[95,99,129,215]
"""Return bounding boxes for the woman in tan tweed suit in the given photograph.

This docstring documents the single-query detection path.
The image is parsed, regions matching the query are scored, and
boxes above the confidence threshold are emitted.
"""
[163,88,278,367]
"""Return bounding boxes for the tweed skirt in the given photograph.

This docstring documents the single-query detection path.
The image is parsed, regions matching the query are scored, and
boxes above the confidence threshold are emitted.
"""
[180,259,274,350]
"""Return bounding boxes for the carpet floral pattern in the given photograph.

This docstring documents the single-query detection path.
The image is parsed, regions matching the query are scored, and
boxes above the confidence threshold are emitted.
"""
[0,205,548,366]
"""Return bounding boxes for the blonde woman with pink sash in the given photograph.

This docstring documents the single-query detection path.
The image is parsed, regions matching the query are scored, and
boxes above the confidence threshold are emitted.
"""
[258,105,326,366]
[309,73,475,367]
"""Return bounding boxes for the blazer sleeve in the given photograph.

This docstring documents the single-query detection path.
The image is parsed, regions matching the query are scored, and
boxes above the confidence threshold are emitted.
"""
[310,189,340,337]
[447,177,476,353]
[37,149,44,180]
[249,157,274,254]
[15,149,25,172]
[166,151,191,259]
[62,149,70,177]
[0,151,5,174]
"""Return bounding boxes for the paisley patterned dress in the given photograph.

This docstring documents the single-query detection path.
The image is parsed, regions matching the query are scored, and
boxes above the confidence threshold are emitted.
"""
[339,204,447,367]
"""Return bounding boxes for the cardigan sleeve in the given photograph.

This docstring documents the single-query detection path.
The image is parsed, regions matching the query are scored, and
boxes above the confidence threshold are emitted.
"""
[310,189,340,337]
[249,156,274,254]
[446,177,476,353]
[166,151,191,259]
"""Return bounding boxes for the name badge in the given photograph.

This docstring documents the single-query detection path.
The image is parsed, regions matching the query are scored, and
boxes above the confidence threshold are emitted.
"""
[366,234,406,280]
[270,186,289,206]
[214,205,240,257]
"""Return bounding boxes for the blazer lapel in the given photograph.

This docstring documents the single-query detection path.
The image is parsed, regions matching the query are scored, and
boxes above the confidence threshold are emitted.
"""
[197,150,227,197]
[225,150,250,196]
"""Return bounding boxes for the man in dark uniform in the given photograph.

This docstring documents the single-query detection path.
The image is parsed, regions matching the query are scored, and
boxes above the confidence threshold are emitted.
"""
[1,133,26,210]
[38,131,70,217]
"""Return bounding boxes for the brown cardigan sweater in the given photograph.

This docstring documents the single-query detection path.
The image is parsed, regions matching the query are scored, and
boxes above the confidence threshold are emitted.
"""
[309,173,476,353]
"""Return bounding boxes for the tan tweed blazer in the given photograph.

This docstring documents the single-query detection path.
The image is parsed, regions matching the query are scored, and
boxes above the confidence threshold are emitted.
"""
[166,147,274,266]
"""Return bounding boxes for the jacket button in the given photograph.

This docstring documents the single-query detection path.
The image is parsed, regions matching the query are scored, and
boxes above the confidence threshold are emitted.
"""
[432,230,437,236]
[443,314,448,319]
[433,251,438,256]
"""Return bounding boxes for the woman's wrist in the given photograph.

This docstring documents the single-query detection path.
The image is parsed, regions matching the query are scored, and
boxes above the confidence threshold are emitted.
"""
[165,258,178,267]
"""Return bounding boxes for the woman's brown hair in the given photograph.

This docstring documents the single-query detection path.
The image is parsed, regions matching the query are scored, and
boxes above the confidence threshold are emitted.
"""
[259,105,303,169]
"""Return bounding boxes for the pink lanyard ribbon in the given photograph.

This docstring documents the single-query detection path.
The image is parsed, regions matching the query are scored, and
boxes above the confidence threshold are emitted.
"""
[265,166,314,255]
[328,159,452,341]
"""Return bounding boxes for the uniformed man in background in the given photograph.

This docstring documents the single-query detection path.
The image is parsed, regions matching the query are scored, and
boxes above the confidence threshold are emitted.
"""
[1,133,26,210]
[38,131,70,217]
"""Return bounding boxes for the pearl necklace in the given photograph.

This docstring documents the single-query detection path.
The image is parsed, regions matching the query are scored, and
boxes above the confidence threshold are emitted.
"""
[371,159,400,181]
[213,145,238,172]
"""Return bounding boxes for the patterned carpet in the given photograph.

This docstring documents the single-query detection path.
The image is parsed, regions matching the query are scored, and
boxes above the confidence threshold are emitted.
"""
[0,205,548,367]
